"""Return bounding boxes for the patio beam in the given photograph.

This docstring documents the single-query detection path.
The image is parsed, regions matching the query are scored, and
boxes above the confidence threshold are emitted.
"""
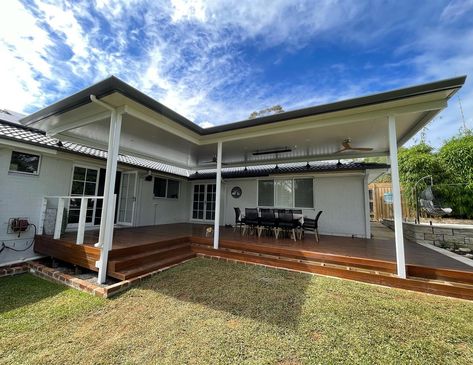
[213,141,223,249]
[388,115,406,279]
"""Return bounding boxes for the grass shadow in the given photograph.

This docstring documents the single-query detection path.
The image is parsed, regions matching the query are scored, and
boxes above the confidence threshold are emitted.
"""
[0,273,67,314]
[137,258,312,329]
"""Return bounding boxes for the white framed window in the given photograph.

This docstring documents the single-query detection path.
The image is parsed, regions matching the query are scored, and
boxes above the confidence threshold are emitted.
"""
[9,150,41,175]
[68,166,99,224]
[153,177,180,199]
[258,178,314,208]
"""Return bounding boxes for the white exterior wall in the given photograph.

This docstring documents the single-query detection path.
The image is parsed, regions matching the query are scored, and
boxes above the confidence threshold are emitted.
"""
[0,148,73,265]
[221,174,369,238]
[314,175,367,237]
[134,175,190,226]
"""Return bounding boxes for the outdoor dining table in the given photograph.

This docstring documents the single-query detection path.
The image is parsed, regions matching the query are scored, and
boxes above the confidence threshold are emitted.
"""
[239,211,305,225]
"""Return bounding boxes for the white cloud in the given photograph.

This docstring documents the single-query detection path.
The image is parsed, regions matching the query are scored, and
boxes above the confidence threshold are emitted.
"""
[441,0,473,21]
[0,0,471,150]
[199,121,214,128]
[0,0,52,111]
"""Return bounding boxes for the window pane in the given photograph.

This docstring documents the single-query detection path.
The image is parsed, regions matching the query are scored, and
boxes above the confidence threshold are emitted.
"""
[84,182,96,195]
[275,179,293,207]
[9,151,40,174]
[294,179,314,208]
[86,169,98,182]
[71,181,85,195]
[167,179,179,199]
[68,209,79,224]
[153,178,167,197]
[73,167,86,180]
[258,180,274,206]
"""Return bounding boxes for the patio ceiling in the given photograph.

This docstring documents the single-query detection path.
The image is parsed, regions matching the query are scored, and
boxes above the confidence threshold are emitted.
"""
[22,76,466,169]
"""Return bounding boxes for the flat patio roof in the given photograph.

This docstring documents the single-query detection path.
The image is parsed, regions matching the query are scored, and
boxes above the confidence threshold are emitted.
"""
[22,75,466,169]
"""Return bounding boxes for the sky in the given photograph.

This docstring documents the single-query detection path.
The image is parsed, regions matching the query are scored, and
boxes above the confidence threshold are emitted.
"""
[0,0,472,147]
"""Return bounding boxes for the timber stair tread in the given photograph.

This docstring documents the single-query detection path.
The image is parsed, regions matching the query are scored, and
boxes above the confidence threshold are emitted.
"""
[108,236,191,259]
[108,242,192,272]
[110,251,196,280]
[190,238,397,274]
[192,243,397,278]
[191,244,473,300]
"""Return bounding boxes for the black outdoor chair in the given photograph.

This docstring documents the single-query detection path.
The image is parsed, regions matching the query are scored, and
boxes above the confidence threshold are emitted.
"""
[258,209,277,237]
[277,211,298,241]
[243,208,259,235]
[233,207,245,232]
[300,210,323,242]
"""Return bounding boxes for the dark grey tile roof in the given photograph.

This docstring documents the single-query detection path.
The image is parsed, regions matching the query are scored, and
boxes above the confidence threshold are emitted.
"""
[0,120,189,177]
[189,161,389,180]
[0,119,388,180]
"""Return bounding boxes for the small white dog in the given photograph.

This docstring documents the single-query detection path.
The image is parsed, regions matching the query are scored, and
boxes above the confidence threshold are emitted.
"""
[205,226,214,237]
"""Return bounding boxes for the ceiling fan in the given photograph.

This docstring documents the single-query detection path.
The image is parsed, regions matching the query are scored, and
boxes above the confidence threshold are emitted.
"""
[336,138,373,153]
[201,156,229,165]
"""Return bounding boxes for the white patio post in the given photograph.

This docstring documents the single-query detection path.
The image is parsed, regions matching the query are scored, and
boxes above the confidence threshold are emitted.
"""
[97,110,123,284]
[96,109,116,248]
[363,173,371,239]
[213,141,223,249]
[388,115,406,279]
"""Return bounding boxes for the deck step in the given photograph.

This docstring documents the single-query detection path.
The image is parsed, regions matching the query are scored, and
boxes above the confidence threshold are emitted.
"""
[191,244,473,301]
[110,251,196,280]
[108,236,191,259]
[109,242,192,272]
[190,237,397,274]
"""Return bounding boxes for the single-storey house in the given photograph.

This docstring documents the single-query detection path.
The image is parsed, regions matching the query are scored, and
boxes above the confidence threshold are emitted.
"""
[1,75,472,299]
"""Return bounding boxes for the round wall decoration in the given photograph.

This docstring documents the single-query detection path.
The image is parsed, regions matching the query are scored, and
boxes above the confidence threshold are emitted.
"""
[231,186,242,199]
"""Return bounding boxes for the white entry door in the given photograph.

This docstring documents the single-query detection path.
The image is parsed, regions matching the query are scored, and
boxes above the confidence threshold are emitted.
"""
[117,171,137,225]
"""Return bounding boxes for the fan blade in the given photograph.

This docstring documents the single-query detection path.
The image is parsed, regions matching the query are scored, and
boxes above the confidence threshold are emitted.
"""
[335,147,348,153]
[350,147,373,151]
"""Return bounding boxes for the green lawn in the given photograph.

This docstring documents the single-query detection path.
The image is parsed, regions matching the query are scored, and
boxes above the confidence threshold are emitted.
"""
[1,259,473,365]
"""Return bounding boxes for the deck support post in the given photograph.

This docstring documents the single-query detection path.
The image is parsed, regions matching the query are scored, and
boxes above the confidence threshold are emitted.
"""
[97,109,123,284]
[388,115,406,279]
[213,141,223,249]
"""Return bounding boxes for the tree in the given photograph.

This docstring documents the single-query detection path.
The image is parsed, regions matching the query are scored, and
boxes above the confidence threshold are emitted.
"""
[248,105,284,119]
[397,142,449,209]
[437,133,473,218]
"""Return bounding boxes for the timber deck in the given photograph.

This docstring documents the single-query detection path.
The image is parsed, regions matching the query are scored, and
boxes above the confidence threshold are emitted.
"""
[34,223,473,300]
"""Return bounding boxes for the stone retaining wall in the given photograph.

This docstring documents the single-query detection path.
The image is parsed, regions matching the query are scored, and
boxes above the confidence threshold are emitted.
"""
[382,219,473,257]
